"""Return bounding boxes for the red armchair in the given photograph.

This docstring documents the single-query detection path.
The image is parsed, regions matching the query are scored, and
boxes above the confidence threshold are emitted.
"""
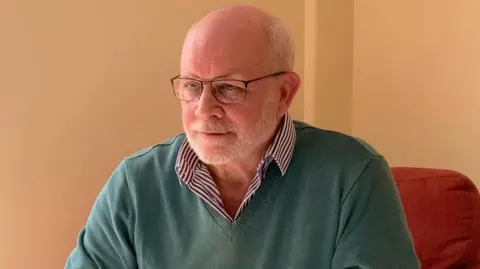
[392,167,480,269]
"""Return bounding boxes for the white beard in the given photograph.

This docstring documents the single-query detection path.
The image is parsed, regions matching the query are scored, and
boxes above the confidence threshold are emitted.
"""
[185,98,279,165]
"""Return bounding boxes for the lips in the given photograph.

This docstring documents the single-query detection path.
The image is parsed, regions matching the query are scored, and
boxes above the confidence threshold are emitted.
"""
[192,129,228,135]
[195,131,232,138]
[200,132,228,136]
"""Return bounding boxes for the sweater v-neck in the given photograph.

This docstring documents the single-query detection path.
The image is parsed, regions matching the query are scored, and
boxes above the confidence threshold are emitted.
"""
[200,166,284,238]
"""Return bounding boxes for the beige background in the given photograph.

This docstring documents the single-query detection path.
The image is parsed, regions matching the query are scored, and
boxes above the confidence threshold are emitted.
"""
[0,0,478,268]
[352,0,480,189]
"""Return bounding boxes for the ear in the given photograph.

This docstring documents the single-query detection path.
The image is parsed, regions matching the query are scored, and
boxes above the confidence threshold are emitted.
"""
[277,72,301,117]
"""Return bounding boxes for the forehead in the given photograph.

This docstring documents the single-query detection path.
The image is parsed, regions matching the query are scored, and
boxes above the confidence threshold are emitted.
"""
[180,21,271,79]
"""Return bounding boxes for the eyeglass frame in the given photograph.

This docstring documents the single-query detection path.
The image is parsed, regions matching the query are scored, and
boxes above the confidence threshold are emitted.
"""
[170,71,287,104]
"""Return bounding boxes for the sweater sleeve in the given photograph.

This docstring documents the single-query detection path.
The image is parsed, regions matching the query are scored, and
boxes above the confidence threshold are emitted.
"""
[331,156,420,269]
[65,160,137,269]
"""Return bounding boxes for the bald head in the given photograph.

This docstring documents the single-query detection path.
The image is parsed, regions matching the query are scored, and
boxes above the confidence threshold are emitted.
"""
[178,5,301,165]
[194,4,275,31]
[180,4,295,78]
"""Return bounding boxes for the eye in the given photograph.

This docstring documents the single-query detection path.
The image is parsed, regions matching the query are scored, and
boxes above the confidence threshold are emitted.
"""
[181,80,202,91]
[211,81,247,103]
[214,81,245,92]
[217,83,238,91]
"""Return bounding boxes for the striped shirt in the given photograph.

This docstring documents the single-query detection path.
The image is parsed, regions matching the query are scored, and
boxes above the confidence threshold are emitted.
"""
[175,114,296,221]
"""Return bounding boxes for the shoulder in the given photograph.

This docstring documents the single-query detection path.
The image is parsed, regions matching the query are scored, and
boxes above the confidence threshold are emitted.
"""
[293,120,381,159]
[291,121,386,184]
[126,133,186,161]
[120,133,186,183]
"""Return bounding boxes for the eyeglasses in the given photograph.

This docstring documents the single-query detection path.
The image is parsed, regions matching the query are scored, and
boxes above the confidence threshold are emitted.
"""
[171,71,286,104]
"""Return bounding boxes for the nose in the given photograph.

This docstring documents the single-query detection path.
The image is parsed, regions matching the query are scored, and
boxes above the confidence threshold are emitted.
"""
[194,85,224,119]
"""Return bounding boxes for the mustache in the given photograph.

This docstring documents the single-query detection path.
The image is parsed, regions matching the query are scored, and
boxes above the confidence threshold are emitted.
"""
[190,120,236,133]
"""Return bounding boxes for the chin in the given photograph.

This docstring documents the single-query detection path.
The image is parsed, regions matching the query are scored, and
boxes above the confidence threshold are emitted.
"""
[188,138,244,165]
[197,154,234,165]
[194,147,238,165]
[189,131,235,147]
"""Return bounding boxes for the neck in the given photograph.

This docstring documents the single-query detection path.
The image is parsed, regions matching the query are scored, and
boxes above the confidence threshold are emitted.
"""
[207,120,282,185]
[205,118,283,218]
[208,141,270,184]
[207,138,272,219]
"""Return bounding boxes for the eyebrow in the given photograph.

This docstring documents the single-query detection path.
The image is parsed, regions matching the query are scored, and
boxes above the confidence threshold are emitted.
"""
[181,72,242,80]
[214,73,239,80]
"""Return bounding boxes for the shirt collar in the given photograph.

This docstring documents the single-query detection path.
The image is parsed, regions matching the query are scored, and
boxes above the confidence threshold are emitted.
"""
[175,113,296,184]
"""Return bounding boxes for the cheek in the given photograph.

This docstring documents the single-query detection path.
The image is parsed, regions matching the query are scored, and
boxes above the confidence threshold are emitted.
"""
[228,106,263,129]
[181,104,196,126]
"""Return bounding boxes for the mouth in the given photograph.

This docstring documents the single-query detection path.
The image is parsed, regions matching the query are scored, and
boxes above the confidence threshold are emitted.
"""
[196,131,231,137]
[201,132,228,135]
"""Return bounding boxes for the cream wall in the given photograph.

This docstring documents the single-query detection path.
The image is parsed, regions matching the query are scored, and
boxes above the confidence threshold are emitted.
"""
[1,0,479,268]
[352,0,480,186]
[304,0,353,134]
[0,1,303,268]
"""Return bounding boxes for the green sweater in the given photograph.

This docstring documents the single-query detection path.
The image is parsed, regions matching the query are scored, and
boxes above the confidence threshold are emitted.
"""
[65,122,420,269]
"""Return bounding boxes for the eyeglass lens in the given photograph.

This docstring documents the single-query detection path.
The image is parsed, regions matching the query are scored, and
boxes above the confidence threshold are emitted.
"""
[173,78,247,104]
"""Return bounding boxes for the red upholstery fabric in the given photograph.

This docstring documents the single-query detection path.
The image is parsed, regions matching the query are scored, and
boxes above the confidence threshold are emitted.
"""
[392,167,480,269]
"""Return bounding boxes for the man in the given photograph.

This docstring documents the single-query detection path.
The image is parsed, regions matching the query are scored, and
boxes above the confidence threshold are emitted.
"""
[66,4,420,269]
